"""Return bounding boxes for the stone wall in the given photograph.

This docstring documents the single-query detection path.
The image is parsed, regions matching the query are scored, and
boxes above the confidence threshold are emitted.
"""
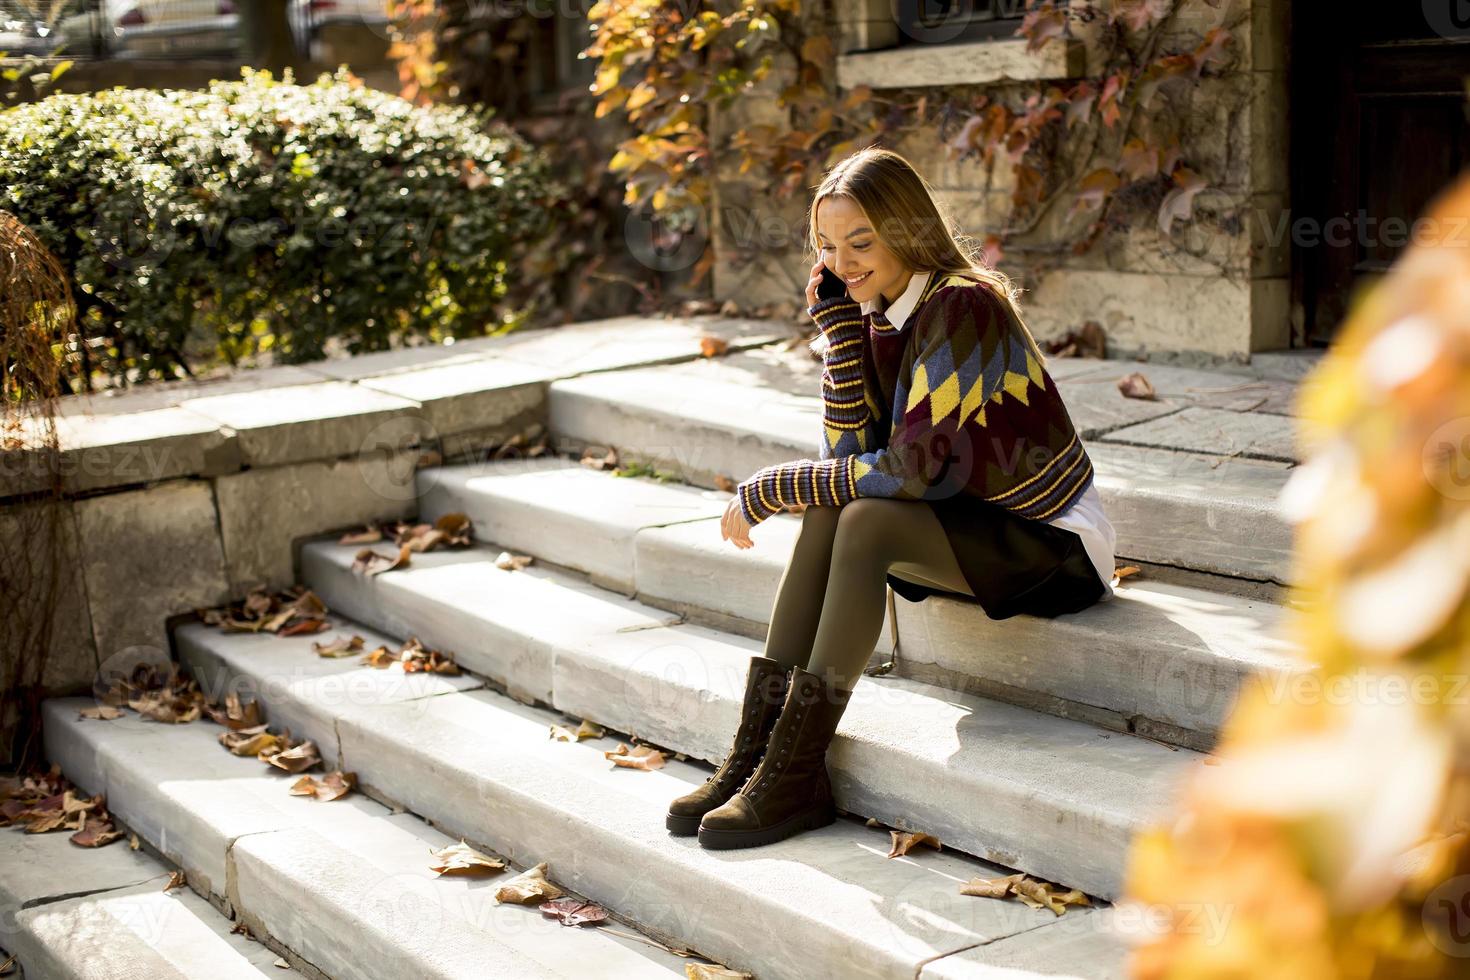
[709,0,1293,365]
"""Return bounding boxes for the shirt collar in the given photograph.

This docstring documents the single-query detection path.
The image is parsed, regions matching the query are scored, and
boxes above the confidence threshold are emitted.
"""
[860,269,932,333]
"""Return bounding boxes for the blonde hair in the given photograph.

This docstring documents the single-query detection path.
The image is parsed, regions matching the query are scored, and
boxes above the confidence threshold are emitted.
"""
[807,145,1048,367]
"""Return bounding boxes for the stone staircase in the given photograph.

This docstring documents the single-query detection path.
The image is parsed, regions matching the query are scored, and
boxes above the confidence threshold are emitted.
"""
[14,326,1316,979]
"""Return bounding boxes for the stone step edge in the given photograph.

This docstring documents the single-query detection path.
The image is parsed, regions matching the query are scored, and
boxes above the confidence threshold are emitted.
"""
[175,593,1202,902]
[37,698,701,979]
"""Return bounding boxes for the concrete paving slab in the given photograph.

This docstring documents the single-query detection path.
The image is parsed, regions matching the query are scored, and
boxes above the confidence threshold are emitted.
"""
[489,316,788,377]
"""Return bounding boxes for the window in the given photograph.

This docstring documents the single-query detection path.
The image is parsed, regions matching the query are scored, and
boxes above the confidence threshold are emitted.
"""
[896,0,1036,46]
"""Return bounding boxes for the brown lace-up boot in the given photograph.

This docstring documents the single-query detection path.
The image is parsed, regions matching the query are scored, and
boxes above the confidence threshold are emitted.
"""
[665,655,793,835]
[696,665,853,849]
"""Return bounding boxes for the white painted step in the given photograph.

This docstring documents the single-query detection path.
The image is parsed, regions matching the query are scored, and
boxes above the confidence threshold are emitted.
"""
[156,629,1138,979]
[176,597,1202,902]
[0,824,305,979]
[41,698,696,979]
[407,459,1305,743]
[544,354,1296,584]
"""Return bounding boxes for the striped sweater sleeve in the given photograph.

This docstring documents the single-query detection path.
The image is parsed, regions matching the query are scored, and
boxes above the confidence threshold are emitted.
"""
[809,294,881,460]
[734,285,1005,527]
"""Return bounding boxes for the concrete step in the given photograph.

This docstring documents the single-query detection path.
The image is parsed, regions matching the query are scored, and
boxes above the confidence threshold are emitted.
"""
[0,821,307,979]
[40,697,697,979]
[409,458,1307,746]
[156,624,1138,980]
[282,551,1200,899]
[543,352,1297,585]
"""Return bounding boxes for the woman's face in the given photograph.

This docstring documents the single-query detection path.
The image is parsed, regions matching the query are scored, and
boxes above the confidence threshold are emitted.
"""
[815,196,912,307]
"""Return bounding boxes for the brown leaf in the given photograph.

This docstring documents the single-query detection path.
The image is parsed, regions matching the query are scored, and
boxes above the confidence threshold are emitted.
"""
[713,474,736,493]
[362,645,396,669]
[429,839,507,877]
[606,743,666,771]
[291,771,356,801]
[434,512,473,547]
[279,617,329,637]
[1117,372,1157,401]
[260,738,321,774]
[129,833,140,850]
[1114,565,1140,581]
[580,446,618,471]
[887,831,942,859]
[70,816,123,847]
[494,551,534,571]
[494,861,564,904]
[164,870,187,891]
[205,693,263,731]
[539,896,608,927]
[1013,878,1092,915]
[338,526,383,545]
[78,705,123,721]
[685,966,754,979]
[313,634,366,659]
[550,719,606,742]
[699,336,730,358]
[352,545,411,576]
[959,873,1026,898]
[220,726,282,757]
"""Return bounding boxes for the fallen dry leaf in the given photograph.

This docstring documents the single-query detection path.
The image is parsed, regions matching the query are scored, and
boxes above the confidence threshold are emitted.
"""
[494,550,534,571]
[70,816,123,848]
[550,719,606,742]
[1114,565,1140,581]
[700,336,730,358]
[164,870,187,891]
[429,839,507,877]
[604,743,667,771]
[887,831,942,859]
[260,738,322,774]
[129,833,141,850]
[713,474,736,493]
[539,896,608,927]
[352,544,412,576]
[685,965,753,980]
[220,725,283,757]
[313,634,366,659]
[273,957,290,969]
[1117,371,1157,401]
[959,873,1026,898]
[494,861,564,904]
[580,446,618,471]
[959,873,1092,915]
[864,817,882,828]
[290,771,356,801]
[339,526,383,545]
[77,705,123,721]
[205,693,264,731]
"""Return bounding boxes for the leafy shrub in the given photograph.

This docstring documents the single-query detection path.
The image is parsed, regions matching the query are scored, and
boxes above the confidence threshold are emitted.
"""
[0,66,568,384]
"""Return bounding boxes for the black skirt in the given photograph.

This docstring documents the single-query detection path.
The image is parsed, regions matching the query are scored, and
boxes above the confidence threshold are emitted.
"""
[885,494,1107,621]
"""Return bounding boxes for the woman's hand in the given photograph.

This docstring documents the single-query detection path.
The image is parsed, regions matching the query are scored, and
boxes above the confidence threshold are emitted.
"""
[721,495,754,549]
[806,257,834,309]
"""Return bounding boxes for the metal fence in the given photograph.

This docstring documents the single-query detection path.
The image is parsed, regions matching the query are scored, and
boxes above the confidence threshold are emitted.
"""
[0,0,391,62]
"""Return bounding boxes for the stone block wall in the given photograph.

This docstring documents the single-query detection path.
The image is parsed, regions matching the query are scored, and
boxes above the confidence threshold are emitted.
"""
[710,0,1293,365]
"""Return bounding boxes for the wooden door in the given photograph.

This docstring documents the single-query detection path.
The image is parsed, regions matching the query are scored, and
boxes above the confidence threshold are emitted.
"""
[1291,2,1470,345]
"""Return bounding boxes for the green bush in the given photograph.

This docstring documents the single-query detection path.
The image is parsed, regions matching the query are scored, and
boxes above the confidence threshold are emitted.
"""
[0,66,568,384]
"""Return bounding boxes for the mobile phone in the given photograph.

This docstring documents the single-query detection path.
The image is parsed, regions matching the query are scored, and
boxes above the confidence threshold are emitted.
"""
[816,264,849,301]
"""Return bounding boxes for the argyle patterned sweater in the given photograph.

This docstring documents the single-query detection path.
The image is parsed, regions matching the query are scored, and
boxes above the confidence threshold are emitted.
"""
[735,271,1095,527]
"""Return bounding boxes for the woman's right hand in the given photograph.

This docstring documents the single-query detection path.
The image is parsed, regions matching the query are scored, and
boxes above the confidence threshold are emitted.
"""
[805,257,828,309]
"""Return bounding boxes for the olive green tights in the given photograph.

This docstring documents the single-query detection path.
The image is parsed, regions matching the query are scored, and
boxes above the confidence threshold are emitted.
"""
[760,498,976,693]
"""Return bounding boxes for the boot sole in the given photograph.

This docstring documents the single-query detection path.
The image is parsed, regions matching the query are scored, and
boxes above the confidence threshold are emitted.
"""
[696,802,836,850]
[665,811,702,836]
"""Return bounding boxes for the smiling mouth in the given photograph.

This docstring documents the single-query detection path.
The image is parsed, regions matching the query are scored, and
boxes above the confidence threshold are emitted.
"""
[844,271,872,286]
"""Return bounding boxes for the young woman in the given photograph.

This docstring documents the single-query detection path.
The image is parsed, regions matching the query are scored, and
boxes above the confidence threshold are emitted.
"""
[666,146,1117,850]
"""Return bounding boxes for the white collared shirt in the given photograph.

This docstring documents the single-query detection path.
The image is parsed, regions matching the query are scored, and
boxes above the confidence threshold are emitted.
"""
[860,269,933,331]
